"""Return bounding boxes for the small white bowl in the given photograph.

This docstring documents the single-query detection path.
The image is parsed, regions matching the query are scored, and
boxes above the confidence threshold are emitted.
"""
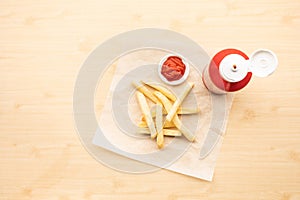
[158,54,190,86]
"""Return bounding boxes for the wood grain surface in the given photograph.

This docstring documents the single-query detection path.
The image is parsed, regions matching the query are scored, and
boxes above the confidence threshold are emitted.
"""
[0,0,299,199]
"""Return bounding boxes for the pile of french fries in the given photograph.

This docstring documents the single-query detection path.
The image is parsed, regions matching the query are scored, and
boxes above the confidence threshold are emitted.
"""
[133,81,199,149]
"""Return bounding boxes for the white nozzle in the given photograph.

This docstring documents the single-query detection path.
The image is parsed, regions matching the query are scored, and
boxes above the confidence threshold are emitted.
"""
[219,54,249,83]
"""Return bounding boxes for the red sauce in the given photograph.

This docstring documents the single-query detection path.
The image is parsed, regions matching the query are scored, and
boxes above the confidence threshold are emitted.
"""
[161,56,186,81]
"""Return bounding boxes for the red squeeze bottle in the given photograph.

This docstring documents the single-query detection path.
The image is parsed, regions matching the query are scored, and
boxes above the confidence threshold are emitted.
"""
[202,48,278,94]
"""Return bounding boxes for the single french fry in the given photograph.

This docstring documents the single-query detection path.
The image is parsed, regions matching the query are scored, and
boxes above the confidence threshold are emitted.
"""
[137,128,182,137]
[132,81,158,103]
[156,102,164,149]
[165,82,194,122]
[163,129,182,137]
[136,91,157,138]
[154,91,195,142]
[150,105,200,117]
[143,82,177,101]
[177,107,200,114]
[156,131,164,148]
[138,120,175,128]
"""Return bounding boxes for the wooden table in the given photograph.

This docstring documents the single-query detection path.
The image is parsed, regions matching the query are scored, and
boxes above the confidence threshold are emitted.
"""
[1,0,299,199]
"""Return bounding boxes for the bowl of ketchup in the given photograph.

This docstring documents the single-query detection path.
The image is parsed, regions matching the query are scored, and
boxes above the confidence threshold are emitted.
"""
[158,54,190,85]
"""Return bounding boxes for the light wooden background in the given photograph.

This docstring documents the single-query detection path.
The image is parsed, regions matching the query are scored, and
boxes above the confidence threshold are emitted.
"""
[1,0,299,199]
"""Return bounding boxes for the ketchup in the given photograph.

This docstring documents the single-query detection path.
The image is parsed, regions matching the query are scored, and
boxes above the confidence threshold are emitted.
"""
[161,56,186,81]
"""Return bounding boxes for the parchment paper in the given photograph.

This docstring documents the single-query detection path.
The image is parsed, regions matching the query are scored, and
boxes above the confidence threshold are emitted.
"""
[93,50,233,181]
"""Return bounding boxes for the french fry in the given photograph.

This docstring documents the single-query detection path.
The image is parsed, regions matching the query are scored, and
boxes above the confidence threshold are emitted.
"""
[156,102,164,149]
[136,91,157,138]
[138,120,175,128]
[150,105,200,117]
[132,81,158,103]
[177,107,200,114]
[137,128,182,137]
[154,91,195,142]
[165,82,194,122]
[156,133,164,146]
[142,82,177,101]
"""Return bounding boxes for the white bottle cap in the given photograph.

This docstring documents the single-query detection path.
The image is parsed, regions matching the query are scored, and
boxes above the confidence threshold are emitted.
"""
[219,54,249,83]
[249,49,278,77]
